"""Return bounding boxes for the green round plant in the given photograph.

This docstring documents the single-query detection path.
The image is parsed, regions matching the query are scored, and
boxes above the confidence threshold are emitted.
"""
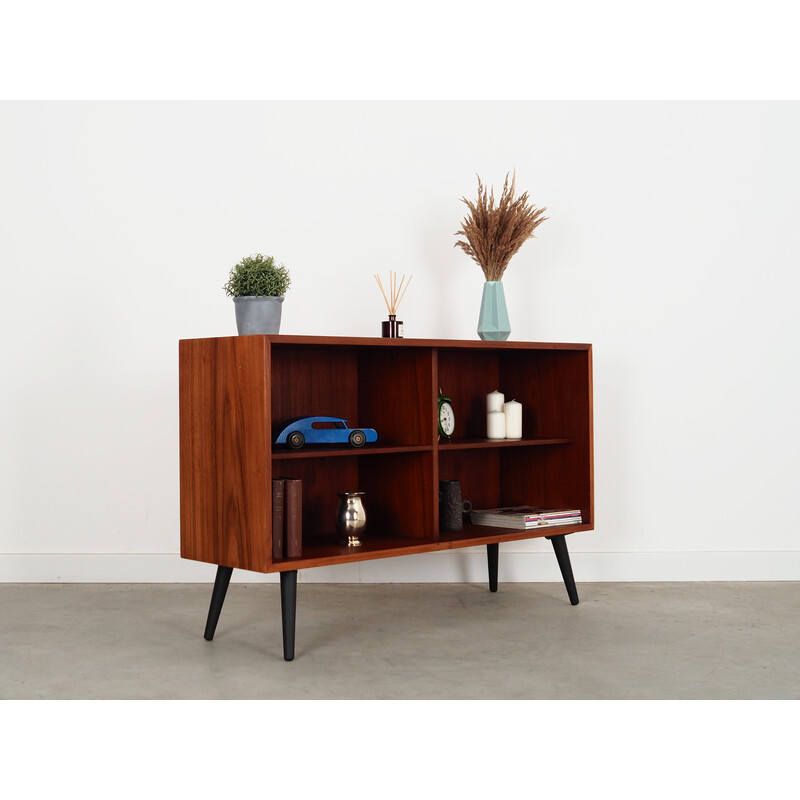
[223,254,291,297]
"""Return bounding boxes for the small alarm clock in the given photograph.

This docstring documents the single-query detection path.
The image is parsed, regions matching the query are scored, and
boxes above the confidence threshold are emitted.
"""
[437,389,455,439]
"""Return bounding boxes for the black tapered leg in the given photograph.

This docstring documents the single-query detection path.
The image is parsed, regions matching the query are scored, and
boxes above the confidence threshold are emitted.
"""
[547,534,579,605]
[280,570,298,661]
[204,565,233,640]
[487,543,499,592]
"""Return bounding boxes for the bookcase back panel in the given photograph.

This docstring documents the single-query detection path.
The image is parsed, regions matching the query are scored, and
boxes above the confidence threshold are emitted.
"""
[439,444,591,529]
[358,452,434,540]
[274,456,360,542]
[438,449,504,514]
[501,446,592,526]
[270,346,359,440]
[436,350,501,439]
[357,348,435,446]
[516,350,592,441]
[272,452,434,547]
[436,347,592,442]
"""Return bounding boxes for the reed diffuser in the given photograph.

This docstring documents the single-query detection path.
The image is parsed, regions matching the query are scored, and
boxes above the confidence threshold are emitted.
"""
[374,271,412,338]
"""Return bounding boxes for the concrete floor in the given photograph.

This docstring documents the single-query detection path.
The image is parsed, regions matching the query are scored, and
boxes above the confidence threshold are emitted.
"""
[1,581,798,699]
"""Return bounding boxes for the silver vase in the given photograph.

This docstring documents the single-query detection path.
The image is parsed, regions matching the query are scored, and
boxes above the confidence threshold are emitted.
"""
[336,491,366,546]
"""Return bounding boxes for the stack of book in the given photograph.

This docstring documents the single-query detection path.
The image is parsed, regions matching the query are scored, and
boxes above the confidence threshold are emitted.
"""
[272,477,303,558]
[470,505,582,529]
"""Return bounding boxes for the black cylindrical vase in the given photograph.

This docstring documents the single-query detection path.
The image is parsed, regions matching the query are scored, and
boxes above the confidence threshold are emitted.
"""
[439,480,471,532]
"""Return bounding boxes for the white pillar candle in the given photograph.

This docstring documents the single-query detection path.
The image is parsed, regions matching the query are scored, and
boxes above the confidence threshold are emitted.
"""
[503,400,522,439]
[487,390,504,414]
[487,410,506,439]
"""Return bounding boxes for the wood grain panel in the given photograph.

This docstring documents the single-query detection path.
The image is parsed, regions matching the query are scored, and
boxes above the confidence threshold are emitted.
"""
[179,336,270,572]
[500,446,591,523]
[266,334,590,352]
[272,456,359,544]
[359,453,434,540]
[502,349,593,525]
[438,449,503,515]
[179,335,594,575]
[270,345,358,440]
[499,349,590,439]
[436,350,500,439]
[358,348,434,445]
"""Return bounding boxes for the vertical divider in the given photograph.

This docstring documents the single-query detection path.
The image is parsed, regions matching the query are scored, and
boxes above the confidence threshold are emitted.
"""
[431,347,440,543]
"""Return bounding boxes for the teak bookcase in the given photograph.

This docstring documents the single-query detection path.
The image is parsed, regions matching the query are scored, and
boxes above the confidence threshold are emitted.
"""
[179,335,594,660]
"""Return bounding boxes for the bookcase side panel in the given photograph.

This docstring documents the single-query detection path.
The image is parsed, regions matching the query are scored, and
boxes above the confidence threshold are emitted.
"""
[179,336,270,572]
[586,345,594,527]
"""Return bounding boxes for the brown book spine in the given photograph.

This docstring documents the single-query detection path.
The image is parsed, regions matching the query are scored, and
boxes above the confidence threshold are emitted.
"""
[285,478,302,558]
[272,478,285,559]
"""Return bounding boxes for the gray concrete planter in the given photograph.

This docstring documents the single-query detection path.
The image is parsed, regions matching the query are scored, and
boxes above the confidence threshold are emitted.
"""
[233,296,284,335]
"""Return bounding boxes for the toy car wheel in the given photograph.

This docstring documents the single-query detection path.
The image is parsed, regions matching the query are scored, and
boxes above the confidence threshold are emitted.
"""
[349,430,366,448]
[287,431,305,449]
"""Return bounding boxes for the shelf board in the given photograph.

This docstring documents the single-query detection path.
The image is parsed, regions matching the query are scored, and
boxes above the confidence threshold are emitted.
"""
[437,522,593,549]
[268,523,594,571]
[438,437,572,451]
[264,334,592,352]
[272,444,433,460]
[271,534,436,569]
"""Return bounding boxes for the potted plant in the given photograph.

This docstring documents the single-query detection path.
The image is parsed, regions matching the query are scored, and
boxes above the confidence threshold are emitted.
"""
[223,253,291,335]
[454,172,547,340]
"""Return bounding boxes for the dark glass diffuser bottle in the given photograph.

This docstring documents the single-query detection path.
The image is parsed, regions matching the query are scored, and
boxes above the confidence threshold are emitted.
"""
[381,314,404,338]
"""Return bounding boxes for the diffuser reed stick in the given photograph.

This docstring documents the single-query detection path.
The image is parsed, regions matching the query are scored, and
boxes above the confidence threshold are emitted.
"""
[374,271,412,316]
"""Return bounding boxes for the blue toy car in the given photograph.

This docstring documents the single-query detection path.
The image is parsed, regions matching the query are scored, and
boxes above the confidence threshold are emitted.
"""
[275,416,378,449]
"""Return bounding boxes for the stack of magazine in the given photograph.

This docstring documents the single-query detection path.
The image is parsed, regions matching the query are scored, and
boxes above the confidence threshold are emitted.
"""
[470,505,582,529]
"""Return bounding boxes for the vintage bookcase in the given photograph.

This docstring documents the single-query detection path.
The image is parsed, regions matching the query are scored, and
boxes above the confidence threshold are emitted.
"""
[179,335,594,659]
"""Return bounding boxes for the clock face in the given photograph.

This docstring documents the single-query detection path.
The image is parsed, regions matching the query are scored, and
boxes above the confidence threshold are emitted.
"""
[439,401,455,436]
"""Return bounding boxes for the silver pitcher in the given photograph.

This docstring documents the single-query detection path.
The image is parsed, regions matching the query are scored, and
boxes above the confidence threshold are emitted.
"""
[336,491,366,546]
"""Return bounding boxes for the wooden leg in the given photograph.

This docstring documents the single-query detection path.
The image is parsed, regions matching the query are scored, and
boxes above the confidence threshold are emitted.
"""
[280,570,298,661]
[547,534,579,605]
[204,565,233,640]
[486,543,499,592]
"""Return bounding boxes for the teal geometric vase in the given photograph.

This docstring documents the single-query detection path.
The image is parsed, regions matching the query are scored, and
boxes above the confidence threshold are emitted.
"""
[477,281,511,341]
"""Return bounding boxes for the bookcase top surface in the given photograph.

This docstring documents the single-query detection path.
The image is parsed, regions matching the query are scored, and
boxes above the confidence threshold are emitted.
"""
[180,334,592,351]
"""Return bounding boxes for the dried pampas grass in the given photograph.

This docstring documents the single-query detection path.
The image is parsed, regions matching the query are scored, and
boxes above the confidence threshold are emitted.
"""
[454,171,547,281]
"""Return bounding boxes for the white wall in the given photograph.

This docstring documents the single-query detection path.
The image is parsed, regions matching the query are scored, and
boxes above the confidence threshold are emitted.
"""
[1,101,799,583]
